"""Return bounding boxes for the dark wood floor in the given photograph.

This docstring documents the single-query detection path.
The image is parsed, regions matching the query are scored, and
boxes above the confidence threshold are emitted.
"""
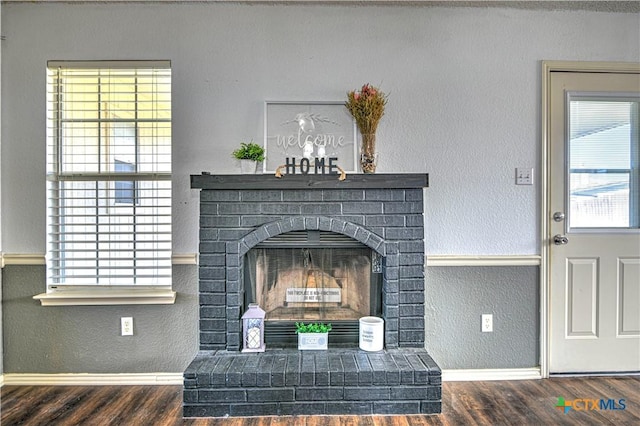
[1,376,639,425]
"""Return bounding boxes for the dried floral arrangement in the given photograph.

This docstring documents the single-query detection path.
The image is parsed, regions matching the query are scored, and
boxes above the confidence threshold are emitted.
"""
[345,83,388,136]
[345,83,388,173]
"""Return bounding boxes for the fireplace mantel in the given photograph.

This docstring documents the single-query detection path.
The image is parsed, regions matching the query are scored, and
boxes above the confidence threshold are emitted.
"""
[191,173,428,190]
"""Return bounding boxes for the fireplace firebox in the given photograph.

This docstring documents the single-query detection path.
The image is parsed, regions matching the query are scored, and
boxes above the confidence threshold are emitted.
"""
[245,230,383,346]
[185,173,441,418]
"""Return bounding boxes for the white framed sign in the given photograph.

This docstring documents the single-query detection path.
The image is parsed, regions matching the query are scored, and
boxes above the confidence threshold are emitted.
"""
[264,101,358,173]
[286,287,342,303]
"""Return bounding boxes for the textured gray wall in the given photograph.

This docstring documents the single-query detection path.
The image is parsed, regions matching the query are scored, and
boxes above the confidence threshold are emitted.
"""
[0,2,637,374]
[0,269,3,375]
[2,263,538,373]
[425,266,539,369]
[0,4,3,376]
[2,265,198,373]
[3,3,639,257]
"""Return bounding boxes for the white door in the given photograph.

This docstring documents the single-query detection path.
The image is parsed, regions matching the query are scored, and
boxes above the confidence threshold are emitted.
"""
[549,69,640,373]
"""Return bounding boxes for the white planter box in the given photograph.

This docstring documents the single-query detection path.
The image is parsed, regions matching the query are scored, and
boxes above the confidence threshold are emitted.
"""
[297,332,328,350]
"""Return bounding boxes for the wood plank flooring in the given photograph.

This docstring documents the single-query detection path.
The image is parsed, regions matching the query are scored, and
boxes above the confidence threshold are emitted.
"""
[1,376,639,425]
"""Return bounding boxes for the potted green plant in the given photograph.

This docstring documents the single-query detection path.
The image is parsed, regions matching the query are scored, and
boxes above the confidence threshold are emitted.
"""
[231,141,265,174]
[295,322,332,350]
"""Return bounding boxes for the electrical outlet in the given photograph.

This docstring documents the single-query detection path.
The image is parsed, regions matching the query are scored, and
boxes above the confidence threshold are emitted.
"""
[121,317,133,336]
[482,314,493,332]
[516,168,533,185]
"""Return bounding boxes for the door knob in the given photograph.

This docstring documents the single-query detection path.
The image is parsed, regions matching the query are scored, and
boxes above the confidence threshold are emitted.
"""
[553,234,569,245]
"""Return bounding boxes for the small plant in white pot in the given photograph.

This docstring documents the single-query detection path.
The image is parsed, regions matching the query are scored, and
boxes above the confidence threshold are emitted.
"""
[295,322,332,350]
[232,141,265,174]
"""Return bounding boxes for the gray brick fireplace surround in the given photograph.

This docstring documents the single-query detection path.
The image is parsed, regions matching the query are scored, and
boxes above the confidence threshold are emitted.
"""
[185,173,441,417]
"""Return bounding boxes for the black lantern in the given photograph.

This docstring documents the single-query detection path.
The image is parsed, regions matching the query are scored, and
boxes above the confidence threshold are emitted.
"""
[242,303,266,352]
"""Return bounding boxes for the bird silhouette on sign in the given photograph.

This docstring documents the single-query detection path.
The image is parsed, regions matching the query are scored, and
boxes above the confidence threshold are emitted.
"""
[282,112,339,135]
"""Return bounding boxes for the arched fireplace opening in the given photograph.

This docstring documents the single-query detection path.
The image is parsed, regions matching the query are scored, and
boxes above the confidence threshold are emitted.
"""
[243,230,383,347]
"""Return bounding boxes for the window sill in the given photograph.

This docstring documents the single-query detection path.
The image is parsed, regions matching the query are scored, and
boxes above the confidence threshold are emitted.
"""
[33,289,177,306]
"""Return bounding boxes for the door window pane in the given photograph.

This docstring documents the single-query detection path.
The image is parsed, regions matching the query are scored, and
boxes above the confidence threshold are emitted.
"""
[569,98,639,229]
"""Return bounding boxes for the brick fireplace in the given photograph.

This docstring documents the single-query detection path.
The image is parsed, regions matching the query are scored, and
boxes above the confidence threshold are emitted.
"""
[184,173,441,417]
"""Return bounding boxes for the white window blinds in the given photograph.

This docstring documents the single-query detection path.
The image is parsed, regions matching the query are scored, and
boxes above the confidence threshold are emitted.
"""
[568,97,639,228]
[46,61,172,288]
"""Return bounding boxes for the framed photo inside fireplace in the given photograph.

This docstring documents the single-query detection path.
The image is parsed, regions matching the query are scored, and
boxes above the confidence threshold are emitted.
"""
[263,101,358,173]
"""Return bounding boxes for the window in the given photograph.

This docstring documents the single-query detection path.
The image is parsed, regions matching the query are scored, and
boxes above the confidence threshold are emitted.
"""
[568,96,639,229]
[113,123,137,205]
[115,160,136,205]
[44,61,173,302]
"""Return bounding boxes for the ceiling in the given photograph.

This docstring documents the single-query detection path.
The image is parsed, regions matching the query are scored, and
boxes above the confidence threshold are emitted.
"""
[2,0,639,13]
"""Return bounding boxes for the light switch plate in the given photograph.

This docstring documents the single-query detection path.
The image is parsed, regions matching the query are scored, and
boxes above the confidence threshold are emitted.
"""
[516,168,533,185]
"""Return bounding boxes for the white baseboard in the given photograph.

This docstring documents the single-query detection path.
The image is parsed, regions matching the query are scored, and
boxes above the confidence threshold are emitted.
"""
[443,367,542,381]
[1,373,184,386]
[1,370,542,386]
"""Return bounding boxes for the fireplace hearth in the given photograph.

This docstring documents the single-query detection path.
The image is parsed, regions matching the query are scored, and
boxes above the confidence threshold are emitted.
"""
[185,173,440,417]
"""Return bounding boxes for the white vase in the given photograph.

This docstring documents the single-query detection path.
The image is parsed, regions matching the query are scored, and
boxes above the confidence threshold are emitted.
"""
[359,316,384,352]
[239,159,258,174]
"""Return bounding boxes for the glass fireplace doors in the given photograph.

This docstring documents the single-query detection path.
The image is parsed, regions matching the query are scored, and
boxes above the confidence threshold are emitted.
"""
[244,231,382,346]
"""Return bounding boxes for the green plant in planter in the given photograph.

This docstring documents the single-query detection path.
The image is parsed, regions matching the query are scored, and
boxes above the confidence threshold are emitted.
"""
[231,141,265,162]
[295,322,332,334]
